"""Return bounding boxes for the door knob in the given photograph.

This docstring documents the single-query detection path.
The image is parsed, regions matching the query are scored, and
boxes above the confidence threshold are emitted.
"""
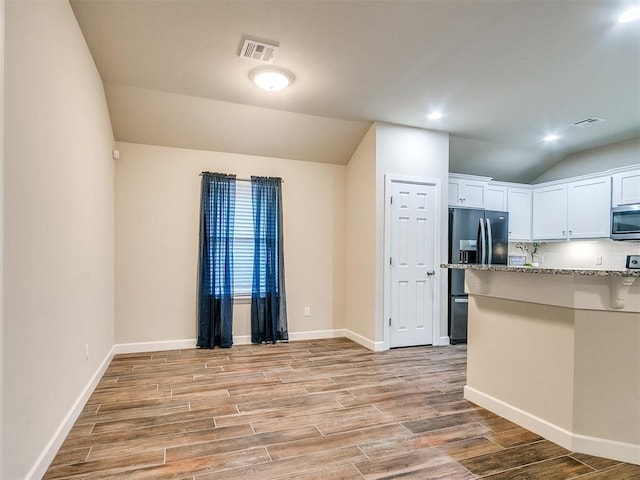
[426,270,436,276]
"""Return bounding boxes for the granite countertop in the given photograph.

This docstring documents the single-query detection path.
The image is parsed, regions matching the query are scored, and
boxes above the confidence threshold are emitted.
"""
[440,263,640,278]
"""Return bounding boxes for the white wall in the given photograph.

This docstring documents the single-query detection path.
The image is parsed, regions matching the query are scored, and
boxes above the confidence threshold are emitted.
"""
[534,137,640,183]
[115,142,346,345]
[4,1,115,478]
[375,123,450,344]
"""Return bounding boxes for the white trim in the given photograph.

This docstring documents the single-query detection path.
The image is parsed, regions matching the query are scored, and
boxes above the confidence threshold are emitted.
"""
[342,329,385,352]
[449,172,494,183]
[27,349,114,480]
[112,338,196,354]
[464,385,573,449]
[234,329,355,346]
[435,336,451,346]
[288,329,347,341]
[383,174,442,351]
[464,385,640,466]
[573,433,640,466]
[111,330,382,353]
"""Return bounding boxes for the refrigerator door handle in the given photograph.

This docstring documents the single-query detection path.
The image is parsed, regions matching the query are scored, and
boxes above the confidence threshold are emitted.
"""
[486,218,493,265]
[478,218,486,264]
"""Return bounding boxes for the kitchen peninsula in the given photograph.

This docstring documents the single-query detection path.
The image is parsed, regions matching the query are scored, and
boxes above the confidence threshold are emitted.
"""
[441,263,640,466]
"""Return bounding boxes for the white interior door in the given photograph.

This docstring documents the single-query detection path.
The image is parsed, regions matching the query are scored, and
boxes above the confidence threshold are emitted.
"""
[389,181,436,348]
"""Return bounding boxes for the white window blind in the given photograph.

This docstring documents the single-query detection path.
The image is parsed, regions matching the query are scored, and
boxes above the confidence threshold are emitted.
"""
[233,181,254,296]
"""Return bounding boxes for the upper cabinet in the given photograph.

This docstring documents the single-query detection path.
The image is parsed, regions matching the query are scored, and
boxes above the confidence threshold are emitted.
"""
[448,177,487,208]
[450,165,636,243]
[567,177,611,239]
[532,184,568,240]
[485,185,507,211]
[507,187,532,241]
[612,169,640,206]
[532,177,611,240]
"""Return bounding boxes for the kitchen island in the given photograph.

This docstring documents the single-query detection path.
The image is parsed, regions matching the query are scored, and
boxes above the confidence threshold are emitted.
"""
[441,264,640,465]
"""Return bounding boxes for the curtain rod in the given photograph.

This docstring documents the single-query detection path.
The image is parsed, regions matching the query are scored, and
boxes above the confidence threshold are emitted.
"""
[199,172,284,183]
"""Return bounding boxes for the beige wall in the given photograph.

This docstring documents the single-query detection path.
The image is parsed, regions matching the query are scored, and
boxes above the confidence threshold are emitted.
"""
[534,137,640,183]
[4,1,115,478]
[345,125,377,341]
[344,123,449,347]
[375,123,450,343]
[115,142,346,344]
[574,310,640,446]
[467,297,576,431]
[0,0,4,475]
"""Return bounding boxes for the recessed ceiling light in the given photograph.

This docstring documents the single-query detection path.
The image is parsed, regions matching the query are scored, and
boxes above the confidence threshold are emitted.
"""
[618,6,640,23]
[249,66,294,91]
[543,134,560,142]
[427,112,444,120]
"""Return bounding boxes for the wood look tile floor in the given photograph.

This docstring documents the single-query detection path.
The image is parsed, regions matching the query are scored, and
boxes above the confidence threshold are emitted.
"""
[45,338,640,479]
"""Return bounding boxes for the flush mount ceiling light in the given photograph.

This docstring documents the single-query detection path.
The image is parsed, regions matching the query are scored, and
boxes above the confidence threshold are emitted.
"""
[249,66,295,92]
[618,6,640,22]
[427,111,444,120]
[543,134,560,142]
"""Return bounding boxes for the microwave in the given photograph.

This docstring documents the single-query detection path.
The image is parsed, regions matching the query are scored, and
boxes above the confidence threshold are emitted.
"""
[611,204,640,240]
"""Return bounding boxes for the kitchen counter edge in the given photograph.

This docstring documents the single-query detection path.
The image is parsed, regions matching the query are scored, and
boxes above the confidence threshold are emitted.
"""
[440,264,640,277]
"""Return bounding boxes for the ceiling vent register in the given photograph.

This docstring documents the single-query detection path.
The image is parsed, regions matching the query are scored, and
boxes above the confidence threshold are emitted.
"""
[239,38,278,64]
[570,117,607,128]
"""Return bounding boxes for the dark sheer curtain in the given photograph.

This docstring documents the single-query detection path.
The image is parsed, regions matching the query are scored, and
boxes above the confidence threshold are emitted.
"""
[250,176,288,344]
[197,172,236,348]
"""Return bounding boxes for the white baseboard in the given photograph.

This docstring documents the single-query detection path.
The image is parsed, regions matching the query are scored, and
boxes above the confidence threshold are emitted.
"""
[573,433,640,466]
[234,329,353,346]
[27,349,114,480]
[465,385,640,466]
[112,338,196,354]
[342,329,385,352]
[435,336,451,346]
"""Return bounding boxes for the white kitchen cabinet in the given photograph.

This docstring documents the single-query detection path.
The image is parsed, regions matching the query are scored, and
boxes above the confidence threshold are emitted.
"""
[485,185,507,211]
[507,187,532,241]
[448,178,486,208]
[567,177,611,238]
[532,184,568,240]
[612,169,640,206]
[533,177,611,240]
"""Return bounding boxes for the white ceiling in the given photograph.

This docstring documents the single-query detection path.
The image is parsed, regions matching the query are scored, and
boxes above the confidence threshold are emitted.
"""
[70,0,640,182]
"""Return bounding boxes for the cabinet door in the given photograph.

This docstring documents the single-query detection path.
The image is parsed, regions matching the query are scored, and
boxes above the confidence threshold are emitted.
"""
[448,181,462,206]
[612,170,640,206]
[485,185,507,211]
[448,179,486,207]
[532,185,568,240]
[568,177,611,238]
[507,188,532,241]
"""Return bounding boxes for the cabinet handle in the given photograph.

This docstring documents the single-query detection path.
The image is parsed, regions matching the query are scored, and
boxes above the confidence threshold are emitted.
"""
[569,230,572,236]
[562,230,566,236]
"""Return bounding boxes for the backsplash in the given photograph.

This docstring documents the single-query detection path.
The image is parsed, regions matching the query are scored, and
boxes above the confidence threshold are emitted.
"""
[508,239,640,270]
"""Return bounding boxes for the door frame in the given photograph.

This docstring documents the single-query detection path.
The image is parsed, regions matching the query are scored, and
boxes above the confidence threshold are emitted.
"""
[383,174,443,351]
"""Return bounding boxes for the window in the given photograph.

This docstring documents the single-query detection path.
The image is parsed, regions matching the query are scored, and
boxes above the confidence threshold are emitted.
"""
[233,181,254,296]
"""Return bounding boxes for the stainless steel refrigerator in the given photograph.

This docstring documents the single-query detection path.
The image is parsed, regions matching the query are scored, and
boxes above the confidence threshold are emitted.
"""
[448,207,509,344]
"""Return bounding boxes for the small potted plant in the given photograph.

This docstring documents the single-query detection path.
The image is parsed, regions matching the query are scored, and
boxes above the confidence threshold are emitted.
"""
[514,242,544,266]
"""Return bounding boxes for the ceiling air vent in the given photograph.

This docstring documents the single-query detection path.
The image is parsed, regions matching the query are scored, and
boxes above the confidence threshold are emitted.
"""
[570,117,607,128]
[239,38,278,64]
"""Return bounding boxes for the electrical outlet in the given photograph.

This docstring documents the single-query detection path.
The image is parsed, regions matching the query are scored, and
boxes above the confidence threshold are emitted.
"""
[84,343,89,360]
[595,256,602,265]
[627,255,640,269]
[304,307,311,317]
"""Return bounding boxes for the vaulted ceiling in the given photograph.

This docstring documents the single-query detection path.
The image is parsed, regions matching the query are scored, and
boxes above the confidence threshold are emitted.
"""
[70,0,640,182]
